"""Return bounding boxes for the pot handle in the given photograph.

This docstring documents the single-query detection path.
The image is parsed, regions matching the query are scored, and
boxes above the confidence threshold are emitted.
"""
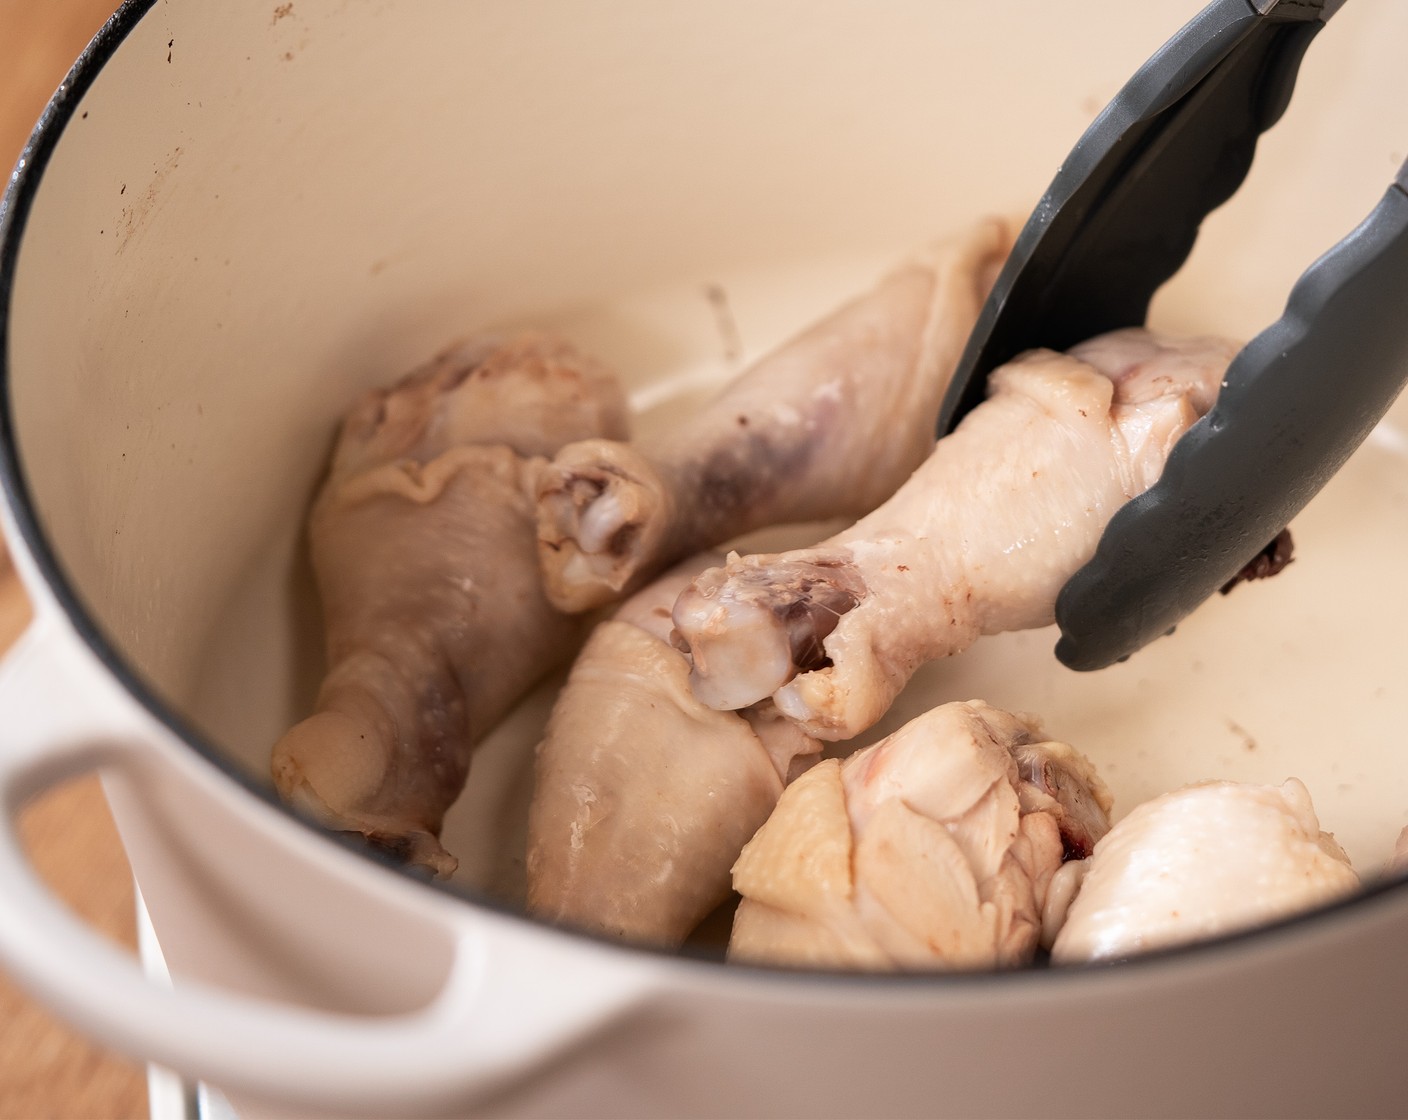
[0,616,659,1116]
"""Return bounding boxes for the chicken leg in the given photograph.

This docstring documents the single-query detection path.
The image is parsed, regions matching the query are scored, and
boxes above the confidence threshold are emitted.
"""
[535,217,1014,612]
[728,699,1111,970]
[526,553,821,946]
[1047,778,1359,962]
[673,328,1241,739]
[271,334,628,877]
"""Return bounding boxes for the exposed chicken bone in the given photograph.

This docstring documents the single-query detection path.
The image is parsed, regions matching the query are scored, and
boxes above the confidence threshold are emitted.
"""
[674,328,1242,740]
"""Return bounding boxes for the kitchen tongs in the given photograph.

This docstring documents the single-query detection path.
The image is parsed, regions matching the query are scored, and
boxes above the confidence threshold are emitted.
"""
[936,0,1408,671]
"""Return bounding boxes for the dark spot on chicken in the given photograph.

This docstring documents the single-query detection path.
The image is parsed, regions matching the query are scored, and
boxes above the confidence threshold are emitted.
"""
[361,830,421,868]
[608,522,640,559]
[1011,741,1110,860]
[760,560,866,673]
[783,593,845,672]
[694,448,755,516]
[1220,527,1294,594]
[693,428,820,521]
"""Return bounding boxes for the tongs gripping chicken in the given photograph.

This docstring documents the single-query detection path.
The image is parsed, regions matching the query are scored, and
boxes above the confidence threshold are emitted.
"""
[938,0,1408,670]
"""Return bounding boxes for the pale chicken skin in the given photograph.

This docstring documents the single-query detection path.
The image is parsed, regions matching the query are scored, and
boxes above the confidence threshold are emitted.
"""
[728,700,1112,970]
[674,328,1241,740]
[271,335,628,877]
[526,554,821,947]
[534,218,1015,613]
[1048,779,1359,962]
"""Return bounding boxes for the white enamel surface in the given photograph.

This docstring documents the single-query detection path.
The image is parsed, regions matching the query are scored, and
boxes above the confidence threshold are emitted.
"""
[0,560,661,1113]
[3,1,1408,1115]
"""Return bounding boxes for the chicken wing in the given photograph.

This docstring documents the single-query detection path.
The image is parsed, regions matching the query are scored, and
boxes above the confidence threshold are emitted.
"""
[271,334,628,877]
[1047,779,1359,962]
[526,553,821,946]
[534,218,1015,612]
[674,328,1240,739]
[728,699,1111,970]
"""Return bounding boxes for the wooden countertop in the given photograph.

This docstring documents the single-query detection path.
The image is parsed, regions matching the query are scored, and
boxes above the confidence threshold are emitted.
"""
[0,3,150,1117]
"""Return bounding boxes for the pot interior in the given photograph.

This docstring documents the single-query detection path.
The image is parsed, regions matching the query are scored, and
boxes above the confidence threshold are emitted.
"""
[6,0,1408,914]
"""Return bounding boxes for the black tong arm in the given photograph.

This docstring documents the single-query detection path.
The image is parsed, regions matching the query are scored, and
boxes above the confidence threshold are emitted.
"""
[936,0,1408,671]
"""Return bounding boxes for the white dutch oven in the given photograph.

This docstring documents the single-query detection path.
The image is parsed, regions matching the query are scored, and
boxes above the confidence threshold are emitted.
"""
[2,2,1408,1116]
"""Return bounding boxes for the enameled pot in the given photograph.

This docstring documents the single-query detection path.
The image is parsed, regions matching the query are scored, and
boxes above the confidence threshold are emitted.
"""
[2,2,1407,1116]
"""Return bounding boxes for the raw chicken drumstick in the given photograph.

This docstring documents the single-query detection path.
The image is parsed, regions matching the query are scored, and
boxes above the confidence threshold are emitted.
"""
[1046,779,1359,962]
[674,328,1241,740]
[728,700,1111,970]
[535,217,1015,612]
[271,334,628,878]
[526,553,821,947]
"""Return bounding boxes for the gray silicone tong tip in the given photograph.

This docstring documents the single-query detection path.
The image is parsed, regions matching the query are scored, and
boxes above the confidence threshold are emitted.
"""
[938,0,1408,671]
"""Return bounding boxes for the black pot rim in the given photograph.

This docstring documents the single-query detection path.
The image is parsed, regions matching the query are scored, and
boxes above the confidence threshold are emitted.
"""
[0,0,1403,992]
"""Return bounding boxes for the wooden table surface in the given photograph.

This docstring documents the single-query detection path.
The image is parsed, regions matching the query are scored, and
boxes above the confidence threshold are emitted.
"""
[0,4,152,1117]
